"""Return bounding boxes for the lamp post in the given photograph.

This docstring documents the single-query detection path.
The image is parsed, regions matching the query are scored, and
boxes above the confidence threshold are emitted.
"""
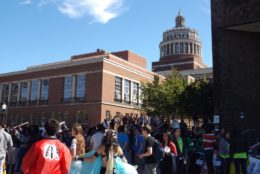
[2,103,7,125]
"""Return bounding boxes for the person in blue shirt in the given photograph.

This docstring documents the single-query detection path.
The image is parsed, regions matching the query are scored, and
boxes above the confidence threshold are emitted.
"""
[133,127,145,173]
[117,126,129,162]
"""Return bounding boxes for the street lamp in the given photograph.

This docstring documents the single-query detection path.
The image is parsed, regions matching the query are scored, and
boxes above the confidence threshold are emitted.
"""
[2,103,7,125]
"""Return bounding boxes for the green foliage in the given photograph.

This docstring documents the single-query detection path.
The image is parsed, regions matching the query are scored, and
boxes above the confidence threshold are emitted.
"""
[141,71,213,120]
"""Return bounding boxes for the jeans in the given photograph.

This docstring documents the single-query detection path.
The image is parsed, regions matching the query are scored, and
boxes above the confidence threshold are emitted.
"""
[220,157,231,174]
[234,158,247,174]
[176,157,184,174]
[143,163,157,174]
[204,150,214,174]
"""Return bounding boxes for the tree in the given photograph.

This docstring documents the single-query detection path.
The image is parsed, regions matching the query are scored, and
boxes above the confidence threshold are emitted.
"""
[141,71,186,117]
[178,79,213,121]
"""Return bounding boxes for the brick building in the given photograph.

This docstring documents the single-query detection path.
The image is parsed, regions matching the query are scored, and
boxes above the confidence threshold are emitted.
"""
[0,49,160,127]
[211,0,260,133]
[152,10,212,81]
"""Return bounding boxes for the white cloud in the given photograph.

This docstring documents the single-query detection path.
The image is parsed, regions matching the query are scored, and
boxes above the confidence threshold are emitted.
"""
[28,0,126,24]
[20,0,32,5]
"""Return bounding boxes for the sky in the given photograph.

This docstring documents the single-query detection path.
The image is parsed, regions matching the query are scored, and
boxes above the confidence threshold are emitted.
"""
[0,0,212,74]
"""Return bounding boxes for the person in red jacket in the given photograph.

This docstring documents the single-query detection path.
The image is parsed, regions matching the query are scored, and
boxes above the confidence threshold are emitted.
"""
[22,119,72,174]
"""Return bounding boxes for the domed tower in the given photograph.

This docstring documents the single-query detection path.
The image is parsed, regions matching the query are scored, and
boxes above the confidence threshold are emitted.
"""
[152,10,207,74]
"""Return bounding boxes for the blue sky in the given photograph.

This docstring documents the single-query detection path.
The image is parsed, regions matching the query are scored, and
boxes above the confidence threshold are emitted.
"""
[0,0,212,74]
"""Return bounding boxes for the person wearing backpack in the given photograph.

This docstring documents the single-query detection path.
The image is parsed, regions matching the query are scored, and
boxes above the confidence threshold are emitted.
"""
[138,124,158,174]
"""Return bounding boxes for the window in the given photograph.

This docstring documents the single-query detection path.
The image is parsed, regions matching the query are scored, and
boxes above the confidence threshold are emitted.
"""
[124,80,130,103]
[76,74,86,99]
[106,111,111,120]
[30,80,38,101]
[10,83,18,103]
[64,76,73,99]
[20,82,28,102]
[41,80,49,101]
[167,44,170,55]
[171,43,174,54]
[175,43,180,54]
[180,43,184,53]
[114,77,122,102]
[1,84,9,103]
[82,111,88,126]
[194,44,197,54]
[185,43,189,53]
[132,82,139,104]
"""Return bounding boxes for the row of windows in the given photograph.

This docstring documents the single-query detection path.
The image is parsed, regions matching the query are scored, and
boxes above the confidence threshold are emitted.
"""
[161,42,201,57]
[163,31,198,41]
[114,76,142,105]
[0,74,86,104]
[1,80,49,104]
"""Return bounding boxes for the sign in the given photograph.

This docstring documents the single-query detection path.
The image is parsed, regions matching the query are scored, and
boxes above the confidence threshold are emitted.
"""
[213,115,220,124]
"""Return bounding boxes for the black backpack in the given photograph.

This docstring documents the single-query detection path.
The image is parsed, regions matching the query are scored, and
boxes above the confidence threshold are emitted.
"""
[152,137,165,162]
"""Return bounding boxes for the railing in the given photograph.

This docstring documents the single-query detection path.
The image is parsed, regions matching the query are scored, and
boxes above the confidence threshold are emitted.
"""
[61,97,86,104]
[39,99,48,104]
[28,100,37,105]
[114,98,142,107]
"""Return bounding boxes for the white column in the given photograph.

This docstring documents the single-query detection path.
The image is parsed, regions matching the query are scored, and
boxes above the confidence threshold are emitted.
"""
[17,82,21,103]
[173,42,175,54]
[121,78,125,102]
[8,83,11,103]
[37,80,41,103]
[130,81,133,104]
[138,84,142,105]
[72,75,77,99]
[27,81,31,102]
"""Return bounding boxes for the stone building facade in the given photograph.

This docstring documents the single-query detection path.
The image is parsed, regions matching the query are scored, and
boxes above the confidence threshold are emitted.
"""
[211,0,260,133]
[152,11,212,81]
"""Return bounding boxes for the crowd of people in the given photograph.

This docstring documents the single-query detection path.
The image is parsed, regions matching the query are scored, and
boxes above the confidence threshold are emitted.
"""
[0,114,250,174]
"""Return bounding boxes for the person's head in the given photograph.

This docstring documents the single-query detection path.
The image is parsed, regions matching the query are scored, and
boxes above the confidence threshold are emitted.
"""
[44,119,60,136]
[118,125,125,133]
[141,124,152,137]
[30,125,39,134]
[220,128,226,135]
[206,124,214,134]
[225,131,231,140]
[134,127,141,135]
[72,123,83,136]
[102,129,118,152]
[163,131,171,143]
[174,128,181,138]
